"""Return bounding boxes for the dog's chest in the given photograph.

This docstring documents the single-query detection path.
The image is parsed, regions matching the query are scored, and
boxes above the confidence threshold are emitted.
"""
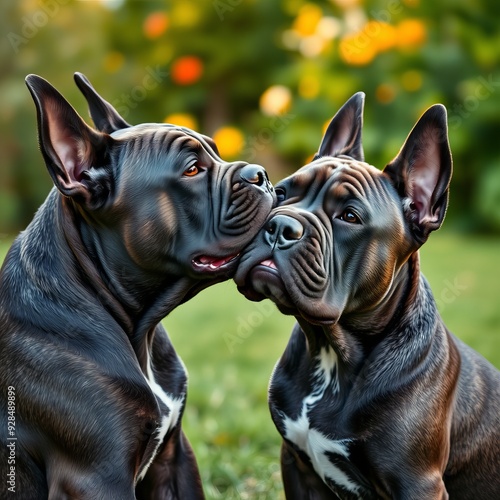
[271,346,372,498]
[137,352,186,481]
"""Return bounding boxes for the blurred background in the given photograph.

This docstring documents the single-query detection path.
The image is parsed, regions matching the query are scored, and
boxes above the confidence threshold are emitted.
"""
[1,1,499,498]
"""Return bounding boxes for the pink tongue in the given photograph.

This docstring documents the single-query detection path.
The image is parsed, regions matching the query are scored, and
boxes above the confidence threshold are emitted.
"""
[261,259,277,269]
[211,257,230,267]
[197,255,236,268]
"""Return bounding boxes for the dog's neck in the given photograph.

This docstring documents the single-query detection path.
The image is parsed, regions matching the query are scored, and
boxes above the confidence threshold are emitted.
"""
[60,196,209,354]
[297,251,426,372]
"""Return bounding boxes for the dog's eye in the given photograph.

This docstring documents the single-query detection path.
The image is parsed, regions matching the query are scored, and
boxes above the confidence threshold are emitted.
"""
[339,209,360,224]
[183,163,201,177]
[275,187,286,203]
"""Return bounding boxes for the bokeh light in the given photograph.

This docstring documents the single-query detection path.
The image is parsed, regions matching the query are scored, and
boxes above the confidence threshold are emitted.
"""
[212,126,245,159]
[143,12,169,40]
[259,85,293,116]
[164,113,198,130]
[171,56,203,85]
[397,19,426,49]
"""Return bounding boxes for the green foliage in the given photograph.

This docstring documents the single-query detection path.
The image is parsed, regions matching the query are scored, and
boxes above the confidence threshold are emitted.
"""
[475,165,500,232]
[2,0,500,232]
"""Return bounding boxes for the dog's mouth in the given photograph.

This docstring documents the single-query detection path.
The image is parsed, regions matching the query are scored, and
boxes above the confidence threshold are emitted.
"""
[237,258,336,324]
[192,253,240,273]
[238,259,295,310]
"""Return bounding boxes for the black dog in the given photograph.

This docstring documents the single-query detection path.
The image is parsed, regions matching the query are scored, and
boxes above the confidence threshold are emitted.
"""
[236,93,500,499]
[0,73,274,499]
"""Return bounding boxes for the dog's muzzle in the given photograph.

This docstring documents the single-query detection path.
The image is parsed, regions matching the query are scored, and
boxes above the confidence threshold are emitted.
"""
[191,162,274,276]
[234,212,308,309]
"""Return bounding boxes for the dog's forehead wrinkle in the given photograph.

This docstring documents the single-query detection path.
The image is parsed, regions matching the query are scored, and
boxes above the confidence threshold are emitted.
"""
[326,165,390,209]
[116,134,202,192]
[111,126,212,159]
[301,159,379,196]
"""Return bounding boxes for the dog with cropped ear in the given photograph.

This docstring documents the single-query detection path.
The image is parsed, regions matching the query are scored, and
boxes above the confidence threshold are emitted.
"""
[236,93,500,499]
[0,73,275,499]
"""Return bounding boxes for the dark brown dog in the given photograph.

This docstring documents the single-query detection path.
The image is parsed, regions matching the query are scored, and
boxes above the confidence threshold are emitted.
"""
[0,73,275,499]
[236,93,500,499]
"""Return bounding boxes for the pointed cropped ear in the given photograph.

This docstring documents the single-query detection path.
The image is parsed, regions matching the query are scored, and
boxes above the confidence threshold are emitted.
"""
[315,92,365,161]
[74,72,130,133]
[25,74,112,206]
[384,104,452,243]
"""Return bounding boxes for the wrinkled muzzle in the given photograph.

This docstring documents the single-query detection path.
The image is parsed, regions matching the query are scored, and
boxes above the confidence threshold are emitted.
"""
[190,162,275,277]
[235,209,343,324]
[220,163,274,237]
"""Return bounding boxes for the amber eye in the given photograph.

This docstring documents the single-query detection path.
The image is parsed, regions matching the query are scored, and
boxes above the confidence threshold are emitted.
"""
[339,209,360,224]
[183,164,200,177]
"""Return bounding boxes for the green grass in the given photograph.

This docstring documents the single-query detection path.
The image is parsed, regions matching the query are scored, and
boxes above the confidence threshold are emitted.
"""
[1,231,499,498]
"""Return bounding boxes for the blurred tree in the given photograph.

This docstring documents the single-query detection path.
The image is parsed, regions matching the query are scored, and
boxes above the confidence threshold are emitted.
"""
[1,0,500,232]
[0,0,114,230]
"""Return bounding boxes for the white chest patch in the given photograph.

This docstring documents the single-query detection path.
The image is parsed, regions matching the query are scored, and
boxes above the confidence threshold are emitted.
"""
[281,346,362,496]
[137,353,186,481]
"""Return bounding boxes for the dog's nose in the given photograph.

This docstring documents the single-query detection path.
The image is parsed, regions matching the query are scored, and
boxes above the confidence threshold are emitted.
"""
[239,164,268,187]
[265,214,304,249]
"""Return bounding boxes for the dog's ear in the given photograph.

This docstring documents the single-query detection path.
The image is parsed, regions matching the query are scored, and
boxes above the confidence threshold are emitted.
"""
[26,74,113,207]
[384,104,452,243]
[74,72,130,133]
[315,92,365,161]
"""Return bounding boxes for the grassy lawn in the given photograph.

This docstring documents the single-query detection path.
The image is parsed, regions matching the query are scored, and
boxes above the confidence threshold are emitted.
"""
[1,230,499,498]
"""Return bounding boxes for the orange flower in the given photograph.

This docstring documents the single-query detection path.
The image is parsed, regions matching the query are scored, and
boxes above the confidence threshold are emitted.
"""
[212,126,245,159]
[339,31,377,66]
[339,19,399,66]
[171,56,203,86]
[367,21,397,52]
[143,12,169,40]
[397,19,426,48]
[293,4,323,37]
[163,113,198,131]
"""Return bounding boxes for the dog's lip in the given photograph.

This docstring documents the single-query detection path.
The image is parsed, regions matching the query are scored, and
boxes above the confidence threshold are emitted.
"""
[259,259,278,270]
[243,259,281,281]
[248,259,281,280]
[237,259,296,308]
[242,260,336,323]
[192,253,240,272]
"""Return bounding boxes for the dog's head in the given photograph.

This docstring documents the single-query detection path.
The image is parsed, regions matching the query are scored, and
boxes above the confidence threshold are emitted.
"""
[235,93,452,325]
[25,73,275,283]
